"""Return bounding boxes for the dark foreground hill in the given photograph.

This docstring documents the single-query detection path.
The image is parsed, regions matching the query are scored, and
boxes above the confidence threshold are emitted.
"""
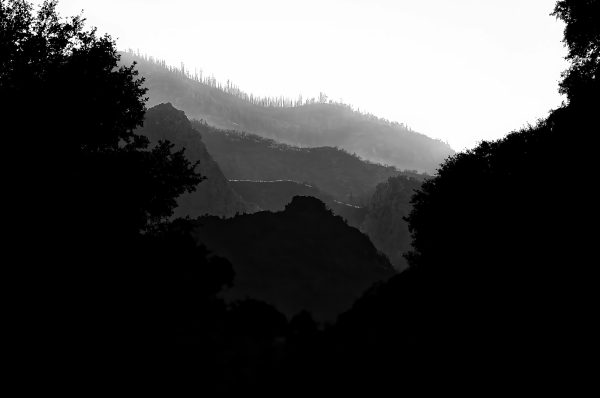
[192,120,424,204]
[229,178,422,271]
[137,103,251,217]
[192,196,394,322]
[120,51,454,173]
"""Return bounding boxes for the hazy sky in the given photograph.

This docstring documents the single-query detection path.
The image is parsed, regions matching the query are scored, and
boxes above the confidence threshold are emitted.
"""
[32,0,568,150]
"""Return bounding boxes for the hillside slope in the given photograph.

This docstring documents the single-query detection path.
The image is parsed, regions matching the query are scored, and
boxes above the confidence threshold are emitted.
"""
[193,121,423,204]
[137,103,251,217]
[120,51,454,173]
[193,196,394,322]
[229,177,422,271]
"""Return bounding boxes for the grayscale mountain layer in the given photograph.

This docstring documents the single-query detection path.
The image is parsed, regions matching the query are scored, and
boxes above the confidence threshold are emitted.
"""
[121,51,454,173]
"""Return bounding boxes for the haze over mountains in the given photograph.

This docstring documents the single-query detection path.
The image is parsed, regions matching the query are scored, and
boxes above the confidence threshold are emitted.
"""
[194,120,424,205]
[138,103,402,318]
[123,50,439,272]
[140,103,419,271]
[120,51,454,173]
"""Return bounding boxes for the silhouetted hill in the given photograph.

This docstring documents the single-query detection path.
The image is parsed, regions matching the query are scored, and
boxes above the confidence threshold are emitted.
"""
[360,175,423,271]
[229,180,368,226]
[120,51,454,173]
[191,120,424,204]
[228,177,422,271]
[137,103,251,217]
[192,196,394,322]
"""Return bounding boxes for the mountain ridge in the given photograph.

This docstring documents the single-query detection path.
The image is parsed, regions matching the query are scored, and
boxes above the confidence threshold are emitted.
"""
[120,51,454,173]
[193,120,425,204]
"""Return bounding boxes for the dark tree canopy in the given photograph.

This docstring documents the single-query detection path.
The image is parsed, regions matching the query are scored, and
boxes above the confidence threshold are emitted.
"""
[302,1,599,393]
[404,0,598,275]
[553,0,599,62]
[2,0,146,148]
[2,1,236,387]
[1,0,202,243]
[2,4,319,394]
[552,0,599,104]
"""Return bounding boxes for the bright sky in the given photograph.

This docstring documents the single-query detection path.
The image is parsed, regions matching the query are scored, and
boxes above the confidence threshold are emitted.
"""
[32,0,568,150]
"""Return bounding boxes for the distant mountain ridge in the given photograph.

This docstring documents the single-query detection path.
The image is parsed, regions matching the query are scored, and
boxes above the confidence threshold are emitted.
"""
[138,104,419,271]
[192,120,424,204]
[120,51,454,173]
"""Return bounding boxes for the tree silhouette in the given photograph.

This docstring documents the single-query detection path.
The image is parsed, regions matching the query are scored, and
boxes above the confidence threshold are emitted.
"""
[2,4,320,393]
[303,1,599,393]
[0,1,241,389]
[6,0,596,393]
[403,0,598,312]
[2,0,204,247]
[552,0,599,106]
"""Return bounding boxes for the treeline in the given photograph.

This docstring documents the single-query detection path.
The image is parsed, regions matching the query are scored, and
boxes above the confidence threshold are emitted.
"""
[122,48,416,130]
[120,50,453,172]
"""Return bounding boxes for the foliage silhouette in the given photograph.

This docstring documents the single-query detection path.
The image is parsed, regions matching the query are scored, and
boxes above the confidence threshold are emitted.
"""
[299,1,599,393]
[552,0,599,106]
[6,0,597,393]
[1,2,295,392]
